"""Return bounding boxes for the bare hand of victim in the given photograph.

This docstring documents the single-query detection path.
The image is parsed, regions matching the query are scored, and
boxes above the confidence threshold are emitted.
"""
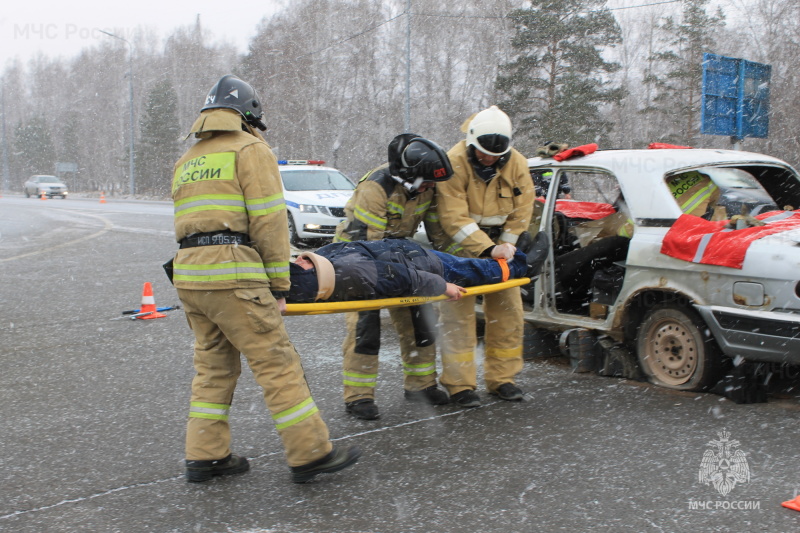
[444,283,467,301]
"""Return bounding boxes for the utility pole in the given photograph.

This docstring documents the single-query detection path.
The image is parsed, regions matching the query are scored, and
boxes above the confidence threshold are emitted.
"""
[99,30,136,195]
[404,0,411,133]
[1,85,9,195]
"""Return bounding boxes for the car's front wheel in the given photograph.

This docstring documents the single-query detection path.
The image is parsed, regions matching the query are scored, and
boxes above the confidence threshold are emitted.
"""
[287,214,302,246]
[636,303,723,391]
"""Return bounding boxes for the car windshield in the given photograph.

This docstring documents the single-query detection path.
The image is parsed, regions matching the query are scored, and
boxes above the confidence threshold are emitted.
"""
[37,176,62,183]
[281,169,354,191]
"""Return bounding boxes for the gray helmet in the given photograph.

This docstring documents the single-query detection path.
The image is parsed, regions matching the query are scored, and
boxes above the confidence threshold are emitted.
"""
[201,75,267,131]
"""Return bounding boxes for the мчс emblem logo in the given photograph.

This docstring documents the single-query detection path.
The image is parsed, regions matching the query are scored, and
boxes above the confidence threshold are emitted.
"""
[698,430,750,496]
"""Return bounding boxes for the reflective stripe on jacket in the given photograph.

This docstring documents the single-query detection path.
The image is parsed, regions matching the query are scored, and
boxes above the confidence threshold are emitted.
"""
[334,164,433,243]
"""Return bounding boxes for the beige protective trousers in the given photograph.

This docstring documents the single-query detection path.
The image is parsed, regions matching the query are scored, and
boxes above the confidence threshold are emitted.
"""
[342,306,438,403]
[438,286,524,394]
[178,286,332,467]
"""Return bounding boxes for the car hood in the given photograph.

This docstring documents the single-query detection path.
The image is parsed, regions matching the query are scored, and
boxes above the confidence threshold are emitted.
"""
[285,190,353,207]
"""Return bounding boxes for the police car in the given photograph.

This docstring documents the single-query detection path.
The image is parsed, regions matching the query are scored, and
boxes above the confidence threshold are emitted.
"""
[278,160,355,245]
[518,147,800,394]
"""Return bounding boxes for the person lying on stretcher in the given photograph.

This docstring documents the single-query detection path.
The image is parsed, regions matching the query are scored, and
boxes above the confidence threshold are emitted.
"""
[287,235,549,304]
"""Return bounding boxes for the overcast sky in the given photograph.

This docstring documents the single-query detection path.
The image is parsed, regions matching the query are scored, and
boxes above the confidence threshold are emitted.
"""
[0,0,284,67]
[0,0,754,69]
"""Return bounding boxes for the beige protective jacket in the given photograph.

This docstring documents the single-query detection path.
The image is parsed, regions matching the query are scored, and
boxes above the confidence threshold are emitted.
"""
[668,171,722,218]
[433,141,534,258]
[334,164,434,242]
[172,109,290,292]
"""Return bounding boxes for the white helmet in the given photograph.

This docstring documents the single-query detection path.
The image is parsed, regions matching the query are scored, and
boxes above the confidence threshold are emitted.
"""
[466,105,512,157]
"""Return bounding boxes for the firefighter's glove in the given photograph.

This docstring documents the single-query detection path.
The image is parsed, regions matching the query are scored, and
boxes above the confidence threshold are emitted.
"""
[535,142,569,158]
[491,242,517,261]
[727,215,766,229]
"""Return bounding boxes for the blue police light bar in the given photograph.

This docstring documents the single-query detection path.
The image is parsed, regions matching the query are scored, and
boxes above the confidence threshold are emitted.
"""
[701,53,771,140]
[277,160,326,165]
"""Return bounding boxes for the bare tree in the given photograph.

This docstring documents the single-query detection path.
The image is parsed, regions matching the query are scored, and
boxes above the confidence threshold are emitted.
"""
[641,0,725,146]
[724,0,800,167]
[3,0,800,196]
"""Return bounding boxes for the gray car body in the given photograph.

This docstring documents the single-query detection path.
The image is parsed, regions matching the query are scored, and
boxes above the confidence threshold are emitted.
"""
[524,149,800,366]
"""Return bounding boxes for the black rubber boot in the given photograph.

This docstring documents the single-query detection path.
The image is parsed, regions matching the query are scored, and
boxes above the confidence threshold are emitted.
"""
[450,390,481,408]
[404,385,449,405]
[345,399,380,420]
[525,232,551,278]
[516,231,533,255]
[491,383,524,401]
[185,454,250,483]
[291,446,362,483]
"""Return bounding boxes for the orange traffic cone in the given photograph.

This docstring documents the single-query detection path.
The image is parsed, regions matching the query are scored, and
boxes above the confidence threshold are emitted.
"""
[40,190,47,200]
[137,282,167,320]
[99,192,106,204]
[782,495,800,512]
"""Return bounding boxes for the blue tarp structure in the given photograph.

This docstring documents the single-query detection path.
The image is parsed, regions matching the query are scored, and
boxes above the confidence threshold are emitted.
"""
[701,53,771,140]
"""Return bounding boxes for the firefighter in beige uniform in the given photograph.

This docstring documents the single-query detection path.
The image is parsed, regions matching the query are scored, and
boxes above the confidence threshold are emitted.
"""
[172,75,359,483]
[334,134,453,420]
[668,170,722,218]
[432,106,534,407]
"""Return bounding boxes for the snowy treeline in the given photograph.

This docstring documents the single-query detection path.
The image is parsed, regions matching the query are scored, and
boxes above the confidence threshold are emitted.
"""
[1,0,797,196]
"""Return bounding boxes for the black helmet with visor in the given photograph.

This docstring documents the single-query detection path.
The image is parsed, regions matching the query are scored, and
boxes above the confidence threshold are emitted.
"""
[201,74,267,131]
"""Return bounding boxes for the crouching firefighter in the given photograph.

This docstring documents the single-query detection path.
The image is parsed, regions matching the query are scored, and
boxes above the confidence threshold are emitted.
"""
[172,74,360,483]
[334,134,453,420]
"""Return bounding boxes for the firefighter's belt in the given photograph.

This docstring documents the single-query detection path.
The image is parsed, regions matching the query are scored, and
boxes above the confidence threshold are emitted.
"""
[180,231,251,248]
[480,226,503,241]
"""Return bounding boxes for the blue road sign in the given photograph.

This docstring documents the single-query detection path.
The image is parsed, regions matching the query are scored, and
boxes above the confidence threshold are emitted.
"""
[701,53,771,140]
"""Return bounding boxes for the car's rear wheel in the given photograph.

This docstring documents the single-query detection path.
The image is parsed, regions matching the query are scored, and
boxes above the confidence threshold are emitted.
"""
[287,214,302,246]
[636,304,723,391]
[523,324,561,360]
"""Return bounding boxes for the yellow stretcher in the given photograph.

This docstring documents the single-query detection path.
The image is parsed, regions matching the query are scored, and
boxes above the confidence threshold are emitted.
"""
[284,277,531,316]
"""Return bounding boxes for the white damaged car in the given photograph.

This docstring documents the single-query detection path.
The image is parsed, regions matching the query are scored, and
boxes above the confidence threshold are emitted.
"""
[521,147,800,392]
[278,160,355,245]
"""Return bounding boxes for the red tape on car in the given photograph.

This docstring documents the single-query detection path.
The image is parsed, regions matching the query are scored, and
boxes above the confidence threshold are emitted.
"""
[661,211,800,269]
[552,143,598,161]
